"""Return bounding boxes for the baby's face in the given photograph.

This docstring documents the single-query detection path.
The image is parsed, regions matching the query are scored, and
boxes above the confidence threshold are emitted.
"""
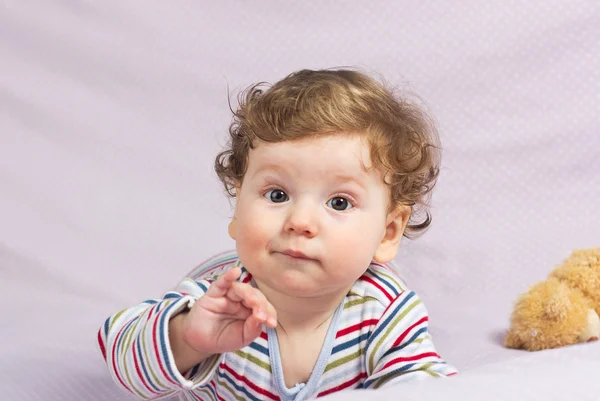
[231,135,397,298]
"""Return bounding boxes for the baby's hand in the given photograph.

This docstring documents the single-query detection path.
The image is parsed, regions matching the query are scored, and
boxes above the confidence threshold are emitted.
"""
[182,267,277,355]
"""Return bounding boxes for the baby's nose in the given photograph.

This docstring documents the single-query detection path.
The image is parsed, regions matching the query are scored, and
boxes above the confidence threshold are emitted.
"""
[284,204,318,237]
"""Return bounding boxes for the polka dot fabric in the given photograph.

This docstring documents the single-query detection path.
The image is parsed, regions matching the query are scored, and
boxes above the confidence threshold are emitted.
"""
[1,1,598,400]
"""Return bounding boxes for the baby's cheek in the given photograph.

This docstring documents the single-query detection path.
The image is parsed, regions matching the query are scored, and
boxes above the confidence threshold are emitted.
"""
[330,231,376,272]
[238,224,267,250]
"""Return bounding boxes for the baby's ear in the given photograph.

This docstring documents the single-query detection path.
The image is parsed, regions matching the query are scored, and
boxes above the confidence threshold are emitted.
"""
[228,186,241,240]
[228,217,237,240]
[373,205,410,263]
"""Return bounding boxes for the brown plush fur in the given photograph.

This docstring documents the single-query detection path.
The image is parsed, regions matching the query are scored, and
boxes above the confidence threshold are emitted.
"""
[549,248,600,316]
[505,248,600,351]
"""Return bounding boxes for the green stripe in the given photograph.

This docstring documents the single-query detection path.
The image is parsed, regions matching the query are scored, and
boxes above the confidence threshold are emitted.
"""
[109,309,126,331]
[140,314,168,390]
[372,362,438,388]
[368,298,421,372]
[120,310,148,398]
[344,296,378,310]
[233,350,271,372]
[195,387,217,401]
[324,349,362,373]
[195,355,222,383]
[216,376,247,401]
[372,269,406,292]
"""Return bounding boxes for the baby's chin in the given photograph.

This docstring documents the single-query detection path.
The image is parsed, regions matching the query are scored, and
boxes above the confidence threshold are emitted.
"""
[260,269,321,294]
[263,273,353,301]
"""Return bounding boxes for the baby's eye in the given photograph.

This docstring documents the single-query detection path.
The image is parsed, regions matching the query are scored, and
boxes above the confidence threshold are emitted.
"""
[327,196,353,211]
[264,189,289,203]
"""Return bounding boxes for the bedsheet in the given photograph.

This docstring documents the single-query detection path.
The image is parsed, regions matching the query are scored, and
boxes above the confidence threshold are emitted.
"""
[1,1,599,400]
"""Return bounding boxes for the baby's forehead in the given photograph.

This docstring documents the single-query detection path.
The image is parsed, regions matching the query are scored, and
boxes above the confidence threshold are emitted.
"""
[246,135,385,182]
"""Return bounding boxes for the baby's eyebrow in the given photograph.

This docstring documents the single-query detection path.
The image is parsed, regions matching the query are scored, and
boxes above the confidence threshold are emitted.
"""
[250,163,368,190]
[331,173,368,191]
[250,163,289,179]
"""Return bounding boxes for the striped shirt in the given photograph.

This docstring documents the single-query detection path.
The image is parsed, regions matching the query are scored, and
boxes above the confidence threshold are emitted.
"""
[98,250,457,400]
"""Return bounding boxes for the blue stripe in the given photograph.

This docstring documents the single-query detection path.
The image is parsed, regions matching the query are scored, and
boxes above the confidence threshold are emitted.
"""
[363,362,417,388]
[116,316,140,358]
[197,281,208,292]
[368,269,400,297]
[380,327,428,360]
[366,291,416,352]
[142,299,159,305]
[158,300,186,382]
[136,330,163,393]
[164,292,183,300]
[190,381,218,401]
[205,380,219,400]
[218,369,263,401]
[332,332,369,354]
[104,316,110,337]
[364,361,446,388]
[191,253,238,278]
[248,341,269,356]
[188,363,200,378]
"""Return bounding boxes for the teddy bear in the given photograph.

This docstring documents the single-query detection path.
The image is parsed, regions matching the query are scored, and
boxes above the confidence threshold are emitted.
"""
[504,247,600,351]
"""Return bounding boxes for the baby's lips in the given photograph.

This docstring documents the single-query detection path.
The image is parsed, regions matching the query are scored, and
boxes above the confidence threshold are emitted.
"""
[587,336,598,342]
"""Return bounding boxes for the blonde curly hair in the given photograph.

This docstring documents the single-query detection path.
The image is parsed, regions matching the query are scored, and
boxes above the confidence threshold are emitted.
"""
[215,69,441,238]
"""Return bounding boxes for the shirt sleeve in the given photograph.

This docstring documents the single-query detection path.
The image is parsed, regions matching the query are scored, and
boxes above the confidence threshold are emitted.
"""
[363,290,458,389]
[97,276,223,399]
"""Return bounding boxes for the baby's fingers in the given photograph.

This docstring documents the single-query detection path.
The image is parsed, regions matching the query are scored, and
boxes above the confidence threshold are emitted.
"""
[242,314,264,344]
[204,268,242,298]
[229,284,277,328]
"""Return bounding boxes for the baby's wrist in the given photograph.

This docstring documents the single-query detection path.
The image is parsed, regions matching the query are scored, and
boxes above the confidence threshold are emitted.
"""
[170,312,213,373]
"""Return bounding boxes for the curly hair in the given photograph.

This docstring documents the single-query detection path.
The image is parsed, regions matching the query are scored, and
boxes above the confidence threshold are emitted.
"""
[215,69,441,238]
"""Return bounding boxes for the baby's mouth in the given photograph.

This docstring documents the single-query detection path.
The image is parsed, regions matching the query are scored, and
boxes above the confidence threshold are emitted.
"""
[275,249,317,262]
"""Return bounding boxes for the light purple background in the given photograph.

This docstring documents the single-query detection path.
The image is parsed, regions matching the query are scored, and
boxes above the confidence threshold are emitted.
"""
[1,1,599,400]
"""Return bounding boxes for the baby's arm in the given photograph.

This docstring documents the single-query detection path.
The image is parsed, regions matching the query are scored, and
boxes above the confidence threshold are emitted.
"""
[97,267,276,399]
[363,290,457,388]
[170,267,277,372]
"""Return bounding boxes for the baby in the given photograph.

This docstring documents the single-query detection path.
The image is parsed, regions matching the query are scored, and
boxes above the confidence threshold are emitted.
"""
[98,69,457,401]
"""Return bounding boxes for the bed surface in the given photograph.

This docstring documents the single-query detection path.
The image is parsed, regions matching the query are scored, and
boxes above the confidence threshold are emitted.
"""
[1,1,599,400]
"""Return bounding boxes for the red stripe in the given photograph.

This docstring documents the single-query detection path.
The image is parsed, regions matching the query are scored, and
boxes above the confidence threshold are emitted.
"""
[392,316,428,347]
[132,338,161,395]
[97,329,107,361]
[151,308,179,386]
[382,351,440,370]
[317,372,367,397]
[260,331,268,341]
[370,262,395,273]
[111,318,136,394]
[359,276,393,301]
[147,306,154,320]
[146,303,159,322]
[219,363,280,400]
[210,376,234,401]
[336,319,379,338]
[194,259,237,279]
